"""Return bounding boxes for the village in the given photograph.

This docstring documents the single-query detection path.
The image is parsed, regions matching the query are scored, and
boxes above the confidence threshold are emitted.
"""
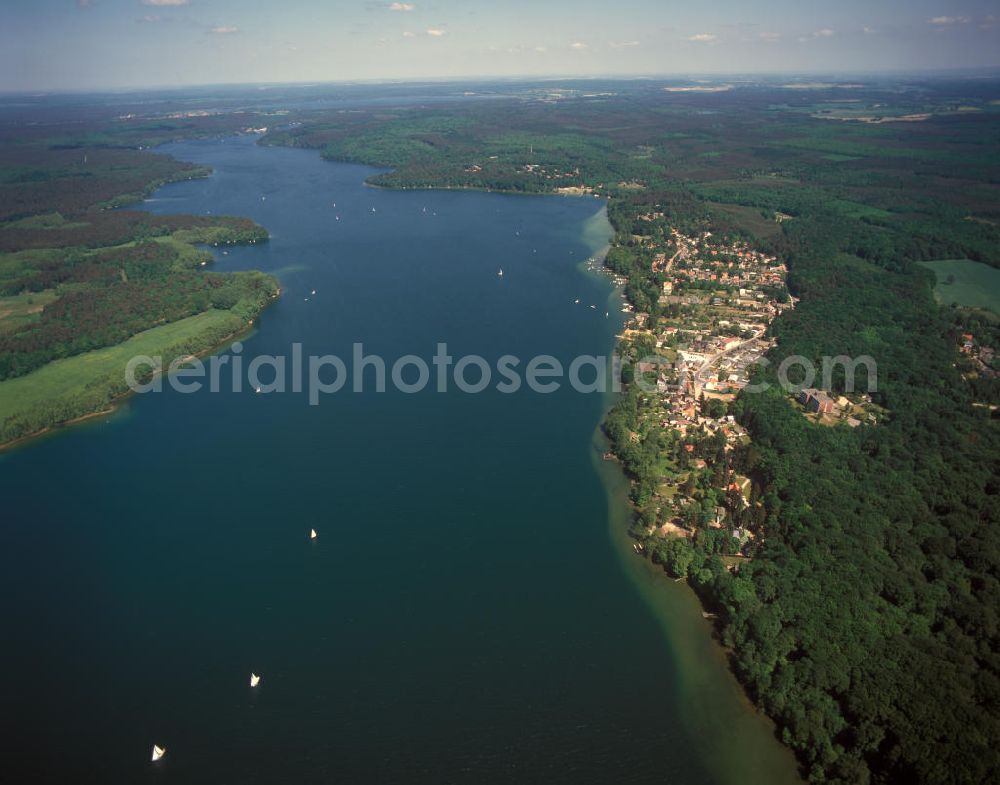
[606,222,878,559]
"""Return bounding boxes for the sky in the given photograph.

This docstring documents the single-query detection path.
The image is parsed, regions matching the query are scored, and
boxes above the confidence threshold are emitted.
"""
[3,0,1000,91]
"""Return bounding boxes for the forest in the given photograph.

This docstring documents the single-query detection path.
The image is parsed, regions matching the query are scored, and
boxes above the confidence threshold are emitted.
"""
[1,78,998,783]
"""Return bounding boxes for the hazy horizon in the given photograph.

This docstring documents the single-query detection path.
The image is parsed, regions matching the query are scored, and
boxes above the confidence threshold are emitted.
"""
[5,0,1000,92]
[6,68,1000,99]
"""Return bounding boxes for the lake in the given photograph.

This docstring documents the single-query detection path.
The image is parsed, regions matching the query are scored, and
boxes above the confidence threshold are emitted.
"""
[0,135,799,784]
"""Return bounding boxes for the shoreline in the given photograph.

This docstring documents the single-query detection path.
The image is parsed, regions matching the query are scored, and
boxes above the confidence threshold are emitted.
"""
[585,201,803,782]
[1,134,798,777]
[363,178,605,200]
[591,435,801,785]
[0,321,260,454]
[321,138,803,781]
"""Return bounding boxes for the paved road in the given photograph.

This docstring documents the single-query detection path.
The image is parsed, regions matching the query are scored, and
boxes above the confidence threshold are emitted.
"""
[693,329,765,385]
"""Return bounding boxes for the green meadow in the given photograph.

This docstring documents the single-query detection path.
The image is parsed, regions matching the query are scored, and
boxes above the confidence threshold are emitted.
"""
[0,309,243,444]
[920,259,1000,313]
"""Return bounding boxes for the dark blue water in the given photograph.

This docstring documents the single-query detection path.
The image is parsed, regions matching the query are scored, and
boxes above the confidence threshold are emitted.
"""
[0,136,798,785]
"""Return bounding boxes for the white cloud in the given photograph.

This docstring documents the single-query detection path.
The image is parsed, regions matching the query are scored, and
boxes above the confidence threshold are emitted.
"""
[389,2,415,10]
[425,28,446,36]
[534,46,547,52]
[814,28,835,37]
[929,16,970,25]
[142,0,190,6]
[570,41,588,49]
[402,30,416,37]
[688,33,717,43]
[137,14,167,23]
[862,26,876,34]
[610,40,640,48]
[77,0,94,8]
[759,32,781,41]
[208,26,239,34]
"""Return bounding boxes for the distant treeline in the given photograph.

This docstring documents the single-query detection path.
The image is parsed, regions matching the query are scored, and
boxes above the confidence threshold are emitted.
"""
[0,210,265,253]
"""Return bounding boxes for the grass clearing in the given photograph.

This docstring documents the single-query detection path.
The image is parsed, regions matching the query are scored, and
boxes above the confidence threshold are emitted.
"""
[919,259,1000,314]
[708,202,784,238]
[0,309,241,426]
[0,289,58,333]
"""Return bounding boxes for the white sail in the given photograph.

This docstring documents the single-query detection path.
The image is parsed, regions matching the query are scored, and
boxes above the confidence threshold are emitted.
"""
[151,745,166,762]
[498,268,503,277]
[250,673,261,688]
[310,528,317,540]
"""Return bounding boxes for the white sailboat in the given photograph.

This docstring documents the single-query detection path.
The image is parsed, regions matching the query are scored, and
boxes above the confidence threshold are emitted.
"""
[311,289,316,295]
[151,745,166,762]
[498,268,504,277]
[250,673,261,688]
[310,528,318,540]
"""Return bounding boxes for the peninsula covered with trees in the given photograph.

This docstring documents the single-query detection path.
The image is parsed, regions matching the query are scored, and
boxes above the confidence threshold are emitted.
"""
[0,120,279,445]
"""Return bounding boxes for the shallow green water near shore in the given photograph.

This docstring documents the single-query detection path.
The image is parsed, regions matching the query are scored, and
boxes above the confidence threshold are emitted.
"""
[0,136,799,784]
